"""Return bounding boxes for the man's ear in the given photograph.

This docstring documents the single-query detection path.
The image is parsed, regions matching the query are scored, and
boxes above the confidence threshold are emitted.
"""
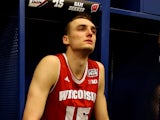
[63,35,69,45]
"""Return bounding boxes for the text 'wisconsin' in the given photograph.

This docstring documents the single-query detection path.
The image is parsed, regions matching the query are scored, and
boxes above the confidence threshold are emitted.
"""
[59,90,96,102]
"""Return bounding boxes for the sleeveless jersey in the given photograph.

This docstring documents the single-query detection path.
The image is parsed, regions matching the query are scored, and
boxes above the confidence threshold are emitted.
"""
[41,53,99,120]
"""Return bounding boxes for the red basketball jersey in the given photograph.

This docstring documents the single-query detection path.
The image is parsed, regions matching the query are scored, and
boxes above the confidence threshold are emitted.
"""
[41,53,99,120]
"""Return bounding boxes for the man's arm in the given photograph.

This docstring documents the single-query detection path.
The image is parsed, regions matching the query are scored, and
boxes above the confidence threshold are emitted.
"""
[22,55,59,120]
[94,62,110,120]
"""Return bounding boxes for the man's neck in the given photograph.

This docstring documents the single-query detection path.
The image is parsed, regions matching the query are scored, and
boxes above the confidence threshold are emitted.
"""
[65,51,89,80]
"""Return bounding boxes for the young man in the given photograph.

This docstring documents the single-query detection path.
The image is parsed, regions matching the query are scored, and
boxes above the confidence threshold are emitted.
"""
[22,13,110,120]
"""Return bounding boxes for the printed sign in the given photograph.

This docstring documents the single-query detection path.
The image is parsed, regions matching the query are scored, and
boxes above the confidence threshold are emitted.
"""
[28,0,100,13]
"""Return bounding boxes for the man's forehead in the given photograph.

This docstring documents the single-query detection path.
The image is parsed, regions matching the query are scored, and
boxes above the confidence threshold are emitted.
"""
[71,18,95,27]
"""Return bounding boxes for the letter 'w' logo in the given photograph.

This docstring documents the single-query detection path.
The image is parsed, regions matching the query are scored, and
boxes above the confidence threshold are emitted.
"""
[91,4,99,13]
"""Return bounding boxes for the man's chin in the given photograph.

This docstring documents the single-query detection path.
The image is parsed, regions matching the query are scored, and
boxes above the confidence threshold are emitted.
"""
[82,48,94,53]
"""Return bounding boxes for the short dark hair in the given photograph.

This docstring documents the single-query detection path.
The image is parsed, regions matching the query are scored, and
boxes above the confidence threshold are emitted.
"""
[64,12,93,35]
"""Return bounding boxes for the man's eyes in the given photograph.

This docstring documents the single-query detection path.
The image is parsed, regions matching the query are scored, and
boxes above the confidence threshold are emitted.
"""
[91,29,96,34]
[78,26,86,31]
[77,26,96,34]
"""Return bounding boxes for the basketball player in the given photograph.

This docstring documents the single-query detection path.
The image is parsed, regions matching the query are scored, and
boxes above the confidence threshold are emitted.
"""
[22,13,110,120]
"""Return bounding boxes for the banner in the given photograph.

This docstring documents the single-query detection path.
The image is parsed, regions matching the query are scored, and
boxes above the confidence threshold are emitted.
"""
[28,0,100,13]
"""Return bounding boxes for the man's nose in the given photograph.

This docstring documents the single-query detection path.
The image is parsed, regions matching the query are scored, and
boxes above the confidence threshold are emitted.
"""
[87,28,93,36]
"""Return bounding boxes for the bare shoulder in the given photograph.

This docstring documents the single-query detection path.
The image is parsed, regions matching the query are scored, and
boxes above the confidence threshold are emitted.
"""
[37,55,60,70]
[33,55,60,87]
[39,55,59,64]
[95,61,105,71]
[37,54,60,77]
[95,61,105,88]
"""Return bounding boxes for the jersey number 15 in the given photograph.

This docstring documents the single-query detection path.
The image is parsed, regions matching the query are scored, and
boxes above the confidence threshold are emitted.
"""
[65,106,91,120]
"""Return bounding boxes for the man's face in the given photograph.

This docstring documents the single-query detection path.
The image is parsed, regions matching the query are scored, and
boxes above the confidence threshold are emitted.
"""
[63,18,97,53]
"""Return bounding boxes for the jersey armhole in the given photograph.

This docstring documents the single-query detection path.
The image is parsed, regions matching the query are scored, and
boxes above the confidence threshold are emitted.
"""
[96,61,100,89]
[49,56,61,93]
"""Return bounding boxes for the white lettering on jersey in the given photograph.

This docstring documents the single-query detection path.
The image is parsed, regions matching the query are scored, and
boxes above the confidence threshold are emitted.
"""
[59,90,96,102]
[88,79,98,84]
